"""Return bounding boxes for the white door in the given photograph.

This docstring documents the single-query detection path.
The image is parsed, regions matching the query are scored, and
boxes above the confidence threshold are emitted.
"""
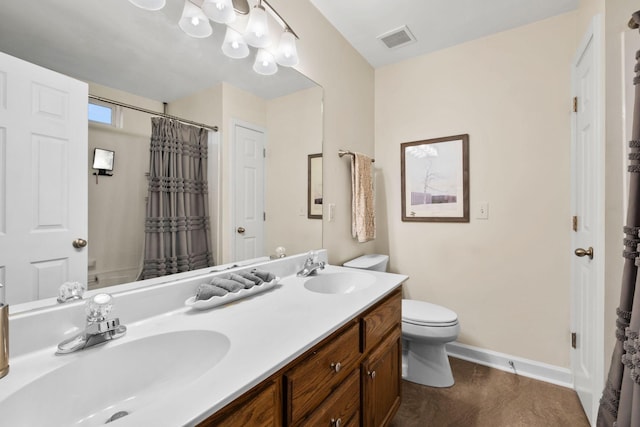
[233,122,265,261]
[0,52,88,305]
[570,18,604,424]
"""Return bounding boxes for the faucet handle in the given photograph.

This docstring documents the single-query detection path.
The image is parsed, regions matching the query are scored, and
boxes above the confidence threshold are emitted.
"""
[57,281,86,304]
[86,293,113,322]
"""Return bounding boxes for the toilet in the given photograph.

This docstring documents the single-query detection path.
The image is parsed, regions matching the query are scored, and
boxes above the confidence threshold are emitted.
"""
[343,254,460,388]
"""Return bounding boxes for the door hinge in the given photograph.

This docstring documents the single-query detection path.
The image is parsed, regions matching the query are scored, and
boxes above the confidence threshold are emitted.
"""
[573,96,578,113]
[263,148,266,158]
[263,211,266,221]
[571,332,577,349]
[572,215,578,232]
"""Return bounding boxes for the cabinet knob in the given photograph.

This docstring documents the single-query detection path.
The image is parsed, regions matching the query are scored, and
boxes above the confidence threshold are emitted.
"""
[368,370,376,379]
[330,362,341,373]
[331,417,342,427]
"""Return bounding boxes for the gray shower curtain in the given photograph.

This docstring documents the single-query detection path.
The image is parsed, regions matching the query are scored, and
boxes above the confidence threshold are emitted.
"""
[140,117,213,280]
[597,10,640,427]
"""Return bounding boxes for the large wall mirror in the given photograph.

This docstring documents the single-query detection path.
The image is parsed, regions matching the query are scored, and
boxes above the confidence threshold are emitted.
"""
[0,0,323,306]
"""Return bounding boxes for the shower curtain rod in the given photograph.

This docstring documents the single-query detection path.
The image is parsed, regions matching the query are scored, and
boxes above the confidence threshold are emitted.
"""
[88,94,219,132]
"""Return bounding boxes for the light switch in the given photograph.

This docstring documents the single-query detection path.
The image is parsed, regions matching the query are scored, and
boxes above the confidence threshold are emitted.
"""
[476,202,489,220]
[328,203,335,222]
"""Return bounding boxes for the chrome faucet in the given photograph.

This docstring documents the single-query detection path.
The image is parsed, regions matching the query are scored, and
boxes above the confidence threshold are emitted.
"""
[56,293,126,355]
[297,252,325,277]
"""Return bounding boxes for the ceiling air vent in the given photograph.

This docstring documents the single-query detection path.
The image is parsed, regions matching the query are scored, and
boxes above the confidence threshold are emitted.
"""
[377,25,416,49]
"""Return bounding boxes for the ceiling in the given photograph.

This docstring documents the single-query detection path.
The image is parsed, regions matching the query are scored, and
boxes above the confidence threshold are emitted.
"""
[0,0,314,102]
[0,1,579,102]
[309,0,579,68]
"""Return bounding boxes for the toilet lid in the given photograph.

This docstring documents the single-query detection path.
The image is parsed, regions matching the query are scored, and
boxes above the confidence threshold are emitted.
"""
[402,299,458,327]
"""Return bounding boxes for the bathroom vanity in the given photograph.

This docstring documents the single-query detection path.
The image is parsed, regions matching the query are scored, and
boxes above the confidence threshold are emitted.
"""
[201,288,402,426]
[0,251,407,426]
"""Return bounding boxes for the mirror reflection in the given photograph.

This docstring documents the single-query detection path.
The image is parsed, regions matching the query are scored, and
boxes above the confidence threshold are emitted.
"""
[0,0,323,305]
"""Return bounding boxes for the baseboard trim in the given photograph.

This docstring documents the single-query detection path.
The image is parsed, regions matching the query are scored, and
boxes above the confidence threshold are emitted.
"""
[446,342,574,389]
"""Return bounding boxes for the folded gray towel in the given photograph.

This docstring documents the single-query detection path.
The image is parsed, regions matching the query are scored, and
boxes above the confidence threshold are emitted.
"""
[195,283,228,301]
[252,269,276,282]
[210,277,244,293]
[238,271,264,285]
[228,273,255,289]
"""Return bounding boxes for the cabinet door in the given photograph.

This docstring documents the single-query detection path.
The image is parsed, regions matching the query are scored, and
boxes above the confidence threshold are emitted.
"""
[362,328,401,427]
[198,379,282,427]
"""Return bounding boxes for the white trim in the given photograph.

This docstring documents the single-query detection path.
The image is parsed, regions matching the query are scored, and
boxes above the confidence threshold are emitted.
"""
[446,342,573,389]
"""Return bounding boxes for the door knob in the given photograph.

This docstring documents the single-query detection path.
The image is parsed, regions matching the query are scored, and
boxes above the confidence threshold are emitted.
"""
[72,238,88,249]
[236,227,245,234]
[574,247,593,260]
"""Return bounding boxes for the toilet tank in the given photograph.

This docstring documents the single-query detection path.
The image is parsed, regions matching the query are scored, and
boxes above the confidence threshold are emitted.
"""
[343,254,389,272]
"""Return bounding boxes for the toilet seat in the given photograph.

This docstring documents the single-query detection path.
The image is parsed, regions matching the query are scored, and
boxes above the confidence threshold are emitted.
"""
[402,299,458,327]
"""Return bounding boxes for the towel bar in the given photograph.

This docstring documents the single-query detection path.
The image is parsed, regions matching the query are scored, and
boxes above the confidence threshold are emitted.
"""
[338,149,375,162]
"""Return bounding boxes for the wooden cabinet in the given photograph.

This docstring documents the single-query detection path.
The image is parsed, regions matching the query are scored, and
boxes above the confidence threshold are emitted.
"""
[285,320,361,425]
[198,287,402,427]
[362,328,402,427]
[198,379,282,427]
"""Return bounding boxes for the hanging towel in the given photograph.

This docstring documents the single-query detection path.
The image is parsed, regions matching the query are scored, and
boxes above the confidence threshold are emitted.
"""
[351,152,376,242]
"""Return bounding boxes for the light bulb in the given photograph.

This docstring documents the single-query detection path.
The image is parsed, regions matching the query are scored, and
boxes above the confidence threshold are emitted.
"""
[202,0,236,24]
[178,0,212,38]
[222,27,249,59]
[275,29,298,67]
[253,48,277,75]
[244,5,271,48]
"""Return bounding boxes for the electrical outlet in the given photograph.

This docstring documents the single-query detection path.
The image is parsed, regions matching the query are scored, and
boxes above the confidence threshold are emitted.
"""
[476,202,489,220]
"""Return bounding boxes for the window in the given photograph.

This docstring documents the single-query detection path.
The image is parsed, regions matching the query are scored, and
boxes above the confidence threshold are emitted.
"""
[88,100,122,127]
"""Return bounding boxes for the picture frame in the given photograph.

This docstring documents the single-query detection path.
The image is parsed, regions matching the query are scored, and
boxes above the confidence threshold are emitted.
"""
[401,134,469,222]
[308,153,323,219]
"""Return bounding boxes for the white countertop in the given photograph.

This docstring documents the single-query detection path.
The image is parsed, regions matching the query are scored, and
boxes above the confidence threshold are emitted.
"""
[0,258,407,427]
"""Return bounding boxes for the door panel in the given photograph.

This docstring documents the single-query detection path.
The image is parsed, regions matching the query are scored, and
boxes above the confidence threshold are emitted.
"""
[0,52,87,304]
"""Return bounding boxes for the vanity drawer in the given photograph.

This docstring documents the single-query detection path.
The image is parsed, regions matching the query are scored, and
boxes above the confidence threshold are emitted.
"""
[303,369,360,427]
[285,321,361,425]
[361,289,401,353]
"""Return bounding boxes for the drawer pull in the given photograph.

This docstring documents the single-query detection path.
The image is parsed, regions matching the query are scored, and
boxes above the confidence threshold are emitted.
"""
[368,370,376,379]
[331,417,342,427]
[331,362,342,373]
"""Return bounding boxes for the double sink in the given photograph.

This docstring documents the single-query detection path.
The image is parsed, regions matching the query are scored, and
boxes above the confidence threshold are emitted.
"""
[0,262,381,426]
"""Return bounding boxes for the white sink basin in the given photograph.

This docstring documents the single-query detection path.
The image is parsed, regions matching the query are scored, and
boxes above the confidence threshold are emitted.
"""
[0,330,230,426]
[304,271,375,294]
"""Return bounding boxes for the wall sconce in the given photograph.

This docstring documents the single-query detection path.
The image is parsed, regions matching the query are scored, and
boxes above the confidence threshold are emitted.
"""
[92,148,115,183]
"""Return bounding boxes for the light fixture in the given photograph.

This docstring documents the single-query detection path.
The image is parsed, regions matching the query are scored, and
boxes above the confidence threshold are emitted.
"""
[275,28,298,67]
[128,0,300,76]
[127,0,166,11]
[179,0,213,38]
[253,49,277,75]
[202,0,236,24]
[244,2,271,48]
[222,27,249,59]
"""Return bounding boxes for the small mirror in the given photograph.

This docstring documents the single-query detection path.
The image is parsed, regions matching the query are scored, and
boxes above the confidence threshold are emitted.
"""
[308,153,323,219]
[92,148,115,176]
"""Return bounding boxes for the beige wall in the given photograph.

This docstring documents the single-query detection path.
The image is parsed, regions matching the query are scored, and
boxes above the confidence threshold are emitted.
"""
[265,86,323,256]
[271,0,376,265]
[87,83,162,288]
[374,13,578,367]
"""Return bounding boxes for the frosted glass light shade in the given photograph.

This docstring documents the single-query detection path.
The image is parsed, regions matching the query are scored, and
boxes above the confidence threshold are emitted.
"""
[128,0,166,11]
[178,0,213,38]
[244,5,271,48]
[202,0,236,24]
[222,27,249,59]
[275,29,298,67]
[253,49,278,75]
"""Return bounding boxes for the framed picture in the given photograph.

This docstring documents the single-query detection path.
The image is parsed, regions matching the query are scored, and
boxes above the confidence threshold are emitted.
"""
[401,134,469,222]
[308,153,323,219]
